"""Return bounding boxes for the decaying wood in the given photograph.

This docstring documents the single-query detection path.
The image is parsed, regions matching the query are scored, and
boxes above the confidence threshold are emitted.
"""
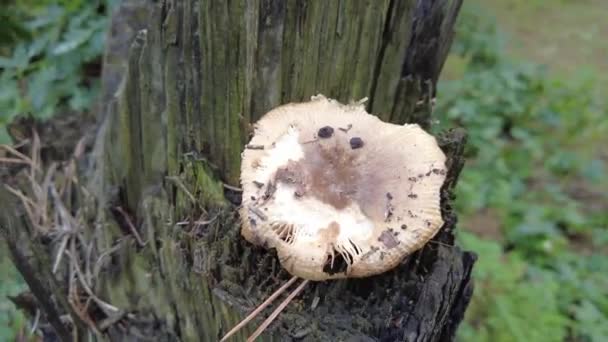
[1,0,475,341]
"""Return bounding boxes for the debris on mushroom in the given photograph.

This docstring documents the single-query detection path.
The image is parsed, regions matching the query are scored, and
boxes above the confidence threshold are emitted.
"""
[240,94,447,281]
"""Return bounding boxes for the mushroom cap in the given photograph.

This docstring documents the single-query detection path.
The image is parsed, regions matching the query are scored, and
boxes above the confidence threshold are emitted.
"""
[240,95,447,281]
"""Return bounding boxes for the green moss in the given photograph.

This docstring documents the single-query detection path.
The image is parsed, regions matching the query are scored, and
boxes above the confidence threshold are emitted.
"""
[190,159,226,208]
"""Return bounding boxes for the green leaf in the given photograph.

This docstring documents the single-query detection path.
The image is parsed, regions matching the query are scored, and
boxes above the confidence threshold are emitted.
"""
[52,28,94,55]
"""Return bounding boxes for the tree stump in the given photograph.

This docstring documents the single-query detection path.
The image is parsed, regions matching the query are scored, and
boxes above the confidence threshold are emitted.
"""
[1,0,476,341]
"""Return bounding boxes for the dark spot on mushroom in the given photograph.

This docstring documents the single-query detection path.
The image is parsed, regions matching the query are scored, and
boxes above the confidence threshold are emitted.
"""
[432,168,441,175]
[349,137,364,149]
[378,230,400,249]
[401,224,408,230]
[248,206,268,221]
[426,171,432,177]
[418,174,424,178]
[249,218,257,227]
[294,190,303,198]
[318,126,334,138]
[338,124,353,133]
[387,228,399,237]
[385,192,395,222]
[361,245,380,260]
[385,205,394,222]
[246,144,264,150]
[253,181,264,188]
[263,181,277,200]
[380,251,386,260]
[408,194,418,199]
[251,196,256,200]
[408,177,417,182]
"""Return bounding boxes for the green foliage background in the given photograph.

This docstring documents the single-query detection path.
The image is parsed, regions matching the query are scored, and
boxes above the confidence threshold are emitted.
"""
[1,1,606,341]
[0,0,117,143]
[441,4,608,341]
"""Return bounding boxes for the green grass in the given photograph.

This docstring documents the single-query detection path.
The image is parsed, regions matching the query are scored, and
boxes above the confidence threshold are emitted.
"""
[448,0,608,90]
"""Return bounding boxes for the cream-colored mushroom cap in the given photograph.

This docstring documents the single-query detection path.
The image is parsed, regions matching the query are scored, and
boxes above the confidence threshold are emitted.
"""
[240,95,447,281]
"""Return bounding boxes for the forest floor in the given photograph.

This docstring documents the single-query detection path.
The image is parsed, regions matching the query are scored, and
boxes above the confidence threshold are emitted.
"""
[477,0,608,88]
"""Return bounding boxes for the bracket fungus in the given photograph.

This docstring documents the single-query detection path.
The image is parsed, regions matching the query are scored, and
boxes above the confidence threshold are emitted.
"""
[222,95,447,341]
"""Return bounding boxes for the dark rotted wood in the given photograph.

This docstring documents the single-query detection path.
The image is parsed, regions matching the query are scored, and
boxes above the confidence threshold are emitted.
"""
[0,0,474,341]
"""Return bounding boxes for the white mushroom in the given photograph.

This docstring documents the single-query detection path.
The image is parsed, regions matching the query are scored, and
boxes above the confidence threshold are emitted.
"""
[240,94,446,280]
[223,95,447,341]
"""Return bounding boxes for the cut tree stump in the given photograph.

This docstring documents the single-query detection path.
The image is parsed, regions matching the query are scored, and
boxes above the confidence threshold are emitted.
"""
[1,0,476,341]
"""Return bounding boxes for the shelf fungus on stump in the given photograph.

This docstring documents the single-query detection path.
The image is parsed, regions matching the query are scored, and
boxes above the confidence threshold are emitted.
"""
[222,95,447,341]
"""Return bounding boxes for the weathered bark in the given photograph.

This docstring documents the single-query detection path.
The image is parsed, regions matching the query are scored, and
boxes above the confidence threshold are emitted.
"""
[1,0,475,341]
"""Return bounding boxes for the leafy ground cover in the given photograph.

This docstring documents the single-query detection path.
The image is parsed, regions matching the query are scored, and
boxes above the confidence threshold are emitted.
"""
[439,3,608,341]
[0,0,116,144]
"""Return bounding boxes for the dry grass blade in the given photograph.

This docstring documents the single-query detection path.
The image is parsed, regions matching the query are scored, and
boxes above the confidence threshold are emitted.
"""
[114,206,145,247]
[0,144,34,166]
[166,176,197,204]
[65,248,121,316]
[222,182,243,192]
[52,235,70,273]
[38,162,58,228]
[31,130,41,177]
[60,136,86,196]
[4,184,40,231]
[93,242,122,279]
[50,186,78,235]
[219,276,299,342]
[78,233,95,286]
[0,157,32,165]
[30,310,41,335]
[246,279,310,342]
[73,136,87,159]
[4,184,37,209]
[176,212,219,228]
[166,175,207,214]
